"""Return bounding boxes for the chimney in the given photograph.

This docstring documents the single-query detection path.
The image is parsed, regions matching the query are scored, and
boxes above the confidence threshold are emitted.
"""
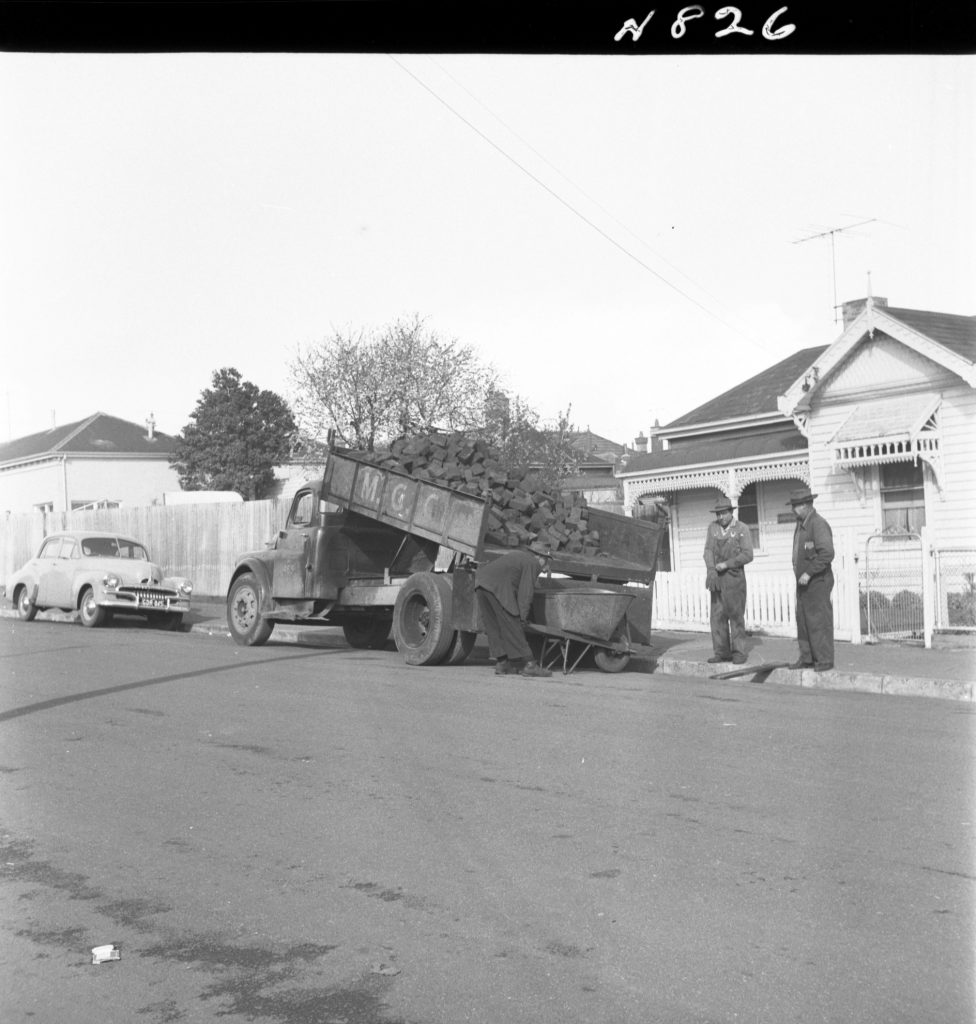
[649,419,664,453]
[633,432,648,454]
[842,295,887,327]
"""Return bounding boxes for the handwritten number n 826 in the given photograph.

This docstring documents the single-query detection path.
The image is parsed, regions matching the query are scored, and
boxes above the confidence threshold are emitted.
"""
[617,6,795,42]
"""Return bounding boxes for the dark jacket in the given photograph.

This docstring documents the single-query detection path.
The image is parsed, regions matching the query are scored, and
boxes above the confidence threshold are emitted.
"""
[475,550,541,619]
[792,509,834,580]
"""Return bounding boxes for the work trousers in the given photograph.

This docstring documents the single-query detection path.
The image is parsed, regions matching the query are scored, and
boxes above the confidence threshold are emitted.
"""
[710,574,747,659]
[476,588,533,662]
[796,572,834,667]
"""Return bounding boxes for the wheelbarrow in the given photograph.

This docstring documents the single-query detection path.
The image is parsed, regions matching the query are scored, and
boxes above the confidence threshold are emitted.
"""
[524,582,656,674]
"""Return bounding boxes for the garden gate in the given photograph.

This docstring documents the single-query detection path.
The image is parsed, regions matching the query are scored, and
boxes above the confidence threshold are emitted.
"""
[862,531,924,642]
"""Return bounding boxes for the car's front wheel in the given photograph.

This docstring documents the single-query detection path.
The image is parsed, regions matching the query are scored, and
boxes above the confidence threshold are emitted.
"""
[79,587,109,628]
[227,573,273,647]
[15,585,37,622]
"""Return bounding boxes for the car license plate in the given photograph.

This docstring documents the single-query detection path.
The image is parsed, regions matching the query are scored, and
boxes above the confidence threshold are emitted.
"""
[141,597,168,609]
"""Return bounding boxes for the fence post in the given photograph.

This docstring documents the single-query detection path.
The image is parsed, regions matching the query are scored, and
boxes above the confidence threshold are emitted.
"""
[921,524,934,649]
[838,528,861,645]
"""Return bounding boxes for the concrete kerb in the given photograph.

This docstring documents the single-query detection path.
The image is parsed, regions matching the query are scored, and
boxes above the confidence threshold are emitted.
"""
[3,606,972,703]
[645,653,973,702]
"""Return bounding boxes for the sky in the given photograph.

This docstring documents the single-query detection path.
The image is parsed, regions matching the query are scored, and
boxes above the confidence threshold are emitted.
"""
[1,51,973,448]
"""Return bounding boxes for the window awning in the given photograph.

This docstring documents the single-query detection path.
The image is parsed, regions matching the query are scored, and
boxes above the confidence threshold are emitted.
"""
[831,394,941,474]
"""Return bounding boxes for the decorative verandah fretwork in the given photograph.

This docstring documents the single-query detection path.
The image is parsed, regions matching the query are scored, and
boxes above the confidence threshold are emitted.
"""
[831,399,944,501]
[621,456,810,512]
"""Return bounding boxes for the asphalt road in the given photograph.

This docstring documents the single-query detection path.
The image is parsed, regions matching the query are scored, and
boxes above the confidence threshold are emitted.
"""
[1,619,974,1024]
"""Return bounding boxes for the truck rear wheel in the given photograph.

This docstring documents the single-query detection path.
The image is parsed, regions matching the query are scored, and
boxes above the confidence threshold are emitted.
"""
[342,616,392,650]
[393,574,454,666]
[227,572,273,647]
[441,630,476,666]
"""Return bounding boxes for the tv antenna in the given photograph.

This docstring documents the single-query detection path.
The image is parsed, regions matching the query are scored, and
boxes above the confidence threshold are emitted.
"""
[793,218,876,322]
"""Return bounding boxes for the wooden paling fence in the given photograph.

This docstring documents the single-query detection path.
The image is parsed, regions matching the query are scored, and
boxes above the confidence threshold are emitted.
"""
[0,500,293,599]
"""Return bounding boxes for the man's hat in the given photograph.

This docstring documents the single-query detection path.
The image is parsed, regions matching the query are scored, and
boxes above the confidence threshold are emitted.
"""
[786,488,818,506]
[527,540,553,558]
[710,499,734,513]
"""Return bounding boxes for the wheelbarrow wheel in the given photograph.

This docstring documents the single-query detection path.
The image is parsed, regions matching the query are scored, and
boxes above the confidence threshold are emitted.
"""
[594,649,631,673]
[393,573,455,666]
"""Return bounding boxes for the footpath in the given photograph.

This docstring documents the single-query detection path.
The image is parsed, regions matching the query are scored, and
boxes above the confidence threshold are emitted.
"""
[6,598,973,702]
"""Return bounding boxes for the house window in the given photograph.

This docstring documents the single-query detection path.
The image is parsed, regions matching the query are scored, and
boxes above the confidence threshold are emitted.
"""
[71,499,121,511]
[737,483,760,550]
[880,462,925,534]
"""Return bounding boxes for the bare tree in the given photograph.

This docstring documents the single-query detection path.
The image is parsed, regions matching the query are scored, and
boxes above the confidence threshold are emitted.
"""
[289,314,497,451]
[477,388,580,490]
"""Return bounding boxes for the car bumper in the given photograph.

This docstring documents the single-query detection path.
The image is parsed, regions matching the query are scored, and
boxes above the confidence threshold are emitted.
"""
[99,590,192,614]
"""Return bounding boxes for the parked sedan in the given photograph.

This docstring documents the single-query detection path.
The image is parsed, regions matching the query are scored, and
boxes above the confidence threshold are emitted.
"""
[9,531,193,629]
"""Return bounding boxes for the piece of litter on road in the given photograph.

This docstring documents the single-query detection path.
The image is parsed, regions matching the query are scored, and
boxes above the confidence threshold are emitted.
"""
[369,962,400,976]
[91,944,121,964]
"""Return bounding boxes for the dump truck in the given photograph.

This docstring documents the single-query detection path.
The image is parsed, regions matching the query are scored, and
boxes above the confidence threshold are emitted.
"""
[226,447,666,671]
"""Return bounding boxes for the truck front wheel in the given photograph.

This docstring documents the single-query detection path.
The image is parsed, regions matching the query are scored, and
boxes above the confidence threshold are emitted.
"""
[227,573,273,647]
[342,616,392,650]
[393,574,454,666]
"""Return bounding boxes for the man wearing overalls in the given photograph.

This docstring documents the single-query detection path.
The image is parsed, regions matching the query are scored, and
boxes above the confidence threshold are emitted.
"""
[703,498,754,664]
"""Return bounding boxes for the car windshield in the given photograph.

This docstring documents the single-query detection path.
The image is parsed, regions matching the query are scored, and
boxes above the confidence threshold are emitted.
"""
[81,537,149,560]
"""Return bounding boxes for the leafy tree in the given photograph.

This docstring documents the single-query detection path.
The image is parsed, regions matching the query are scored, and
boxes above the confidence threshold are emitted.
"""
[289,314,498,451]
[171,368,296,500]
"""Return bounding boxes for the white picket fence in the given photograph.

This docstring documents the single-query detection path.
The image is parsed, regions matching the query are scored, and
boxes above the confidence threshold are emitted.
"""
[652,529,861,642]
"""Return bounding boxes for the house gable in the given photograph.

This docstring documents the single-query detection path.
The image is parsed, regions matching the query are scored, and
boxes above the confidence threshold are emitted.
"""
[817,335,961,404]
[779,302,976,421]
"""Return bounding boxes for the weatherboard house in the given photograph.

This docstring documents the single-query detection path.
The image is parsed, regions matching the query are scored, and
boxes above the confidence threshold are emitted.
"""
[617,296,976,641]
[0,412,182,514]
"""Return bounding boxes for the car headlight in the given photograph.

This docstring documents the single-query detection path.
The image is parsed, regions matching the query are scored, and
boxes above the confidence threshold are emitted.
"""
[178,581,193,596]
[102,574,122,589]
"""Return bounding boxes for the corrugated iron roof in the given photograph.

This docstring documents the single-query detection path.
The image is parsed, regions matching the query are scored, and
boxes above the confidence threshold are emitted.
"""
[831,394,940,443]
[0,412,176,464]
[664,347,828,430]
[883,307,976,361]
[621,431,808,475]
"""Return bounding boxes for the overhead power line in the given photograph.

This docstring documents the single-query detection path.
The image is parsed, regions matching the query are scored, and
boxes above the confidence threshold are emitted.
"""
[389,55,767,351]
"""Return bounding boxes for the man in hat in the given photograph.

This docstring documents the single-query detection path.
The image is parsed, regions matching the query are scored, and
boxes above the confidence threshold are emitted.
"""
[474,541,553,678]
[787,488,834,671]
[703,497,754,664]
